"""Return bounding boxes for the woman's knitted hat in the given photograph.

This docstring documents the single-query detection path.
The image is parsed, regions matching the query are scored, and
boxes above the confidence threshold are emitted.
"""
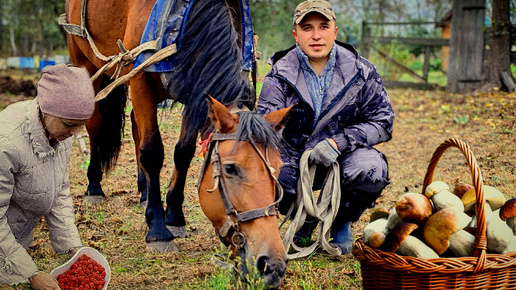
[37,64,95,120]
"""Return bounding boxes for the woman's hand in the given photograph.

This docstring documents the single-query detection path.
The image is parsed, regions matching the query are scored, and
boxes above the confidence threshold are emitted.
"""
[30,271,61,290]
[68,246,81,258]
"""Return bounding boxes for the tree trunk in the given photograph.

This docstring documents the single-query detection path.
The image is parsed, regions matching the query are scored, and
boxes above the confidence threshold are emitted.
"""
[482,0,515,91]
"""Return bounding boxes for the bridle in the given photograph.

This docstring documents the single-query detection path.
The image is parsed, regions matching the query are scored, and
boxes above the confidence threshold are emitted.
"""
[198,131,283,264]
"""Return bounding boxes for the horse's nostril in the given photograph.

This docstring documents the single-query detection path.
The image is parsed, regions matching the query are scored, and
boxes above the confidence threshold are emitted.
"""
[256,255,269,275]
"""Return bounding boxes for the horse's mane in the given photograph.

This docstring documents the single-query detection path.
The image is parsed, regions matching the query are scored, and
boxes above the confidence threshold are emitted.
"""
[235,111,282,151]
[167,0,255,143]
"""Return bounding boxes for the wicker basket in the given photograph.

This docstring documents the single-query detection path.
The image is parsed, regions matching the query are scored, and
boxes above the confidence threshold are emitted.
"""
[352,138,516,289]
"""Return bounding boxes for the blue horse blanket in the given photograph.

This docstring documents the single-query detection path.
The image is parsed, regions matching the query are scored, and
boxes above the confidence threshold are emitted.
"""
[133,0,255,73]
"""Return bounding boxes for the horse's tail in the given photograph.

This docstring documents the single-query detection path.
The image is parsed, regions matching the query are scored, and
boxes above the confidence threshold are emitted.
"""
[95,75,127,172]
[167,0,255,143]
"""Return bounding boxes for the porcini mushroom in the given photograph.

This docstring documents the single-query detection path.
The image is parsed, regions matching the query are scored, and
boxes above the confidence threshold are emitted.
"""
[499,197,516,235]
[386,208,404,231]
[395,193,433,225]
[424,181,464,212]
[369,208,390,223]
[423,208,472,255]
[486,209,513,253]
[453,183,474,199]
[363,217,388,248]
[461,185,506,213]
[382,223,439,258]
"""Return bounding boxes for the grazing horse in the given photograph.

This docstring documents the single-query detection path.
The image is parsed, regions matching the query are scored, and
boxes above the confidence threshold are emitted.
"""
[200,96,289,288]
[64,0,259,252]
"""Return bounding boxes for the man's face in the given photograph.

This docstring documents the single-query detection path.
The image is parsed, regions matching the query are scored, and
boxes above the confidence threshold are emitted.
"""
[44,114,88,141]
[293,13,338,65]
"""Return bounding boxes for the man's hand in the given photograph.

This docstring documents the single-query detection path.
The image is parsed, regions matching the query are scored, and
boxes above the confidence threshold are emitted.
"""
[309,138,340,167]
[30,271,61,290]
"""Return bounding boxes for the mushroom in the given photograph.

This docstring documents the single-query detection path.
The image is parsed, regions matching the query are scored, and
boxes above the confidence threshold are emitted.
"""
[386,208,404,231]
[369,208,390,223]
[504,236,516,254]
[453,183,474,199]
[499,197,516,235]
[461,185,506,213]
[423,208,472,255]
[382,223,439,258]
[395,192,433,225]
[362,218,388,248]
[486,209,513,253]
[424,181,464,212]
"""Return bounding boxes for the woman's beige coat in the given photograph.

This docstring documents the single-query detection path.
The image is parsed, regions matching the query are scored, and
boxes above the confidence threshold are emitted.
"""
[0,99,82,284]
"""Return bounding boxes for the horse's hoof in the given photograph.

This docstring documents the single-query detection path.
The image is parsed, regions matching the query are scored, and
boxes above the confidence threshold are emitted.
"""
[83,195,105,205]
[145,241,178,253]
[166,225,187,238]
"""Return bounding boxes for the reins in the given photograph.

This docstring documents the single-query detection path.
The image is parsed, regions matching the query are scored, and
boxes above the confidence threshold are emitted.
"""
[282,150,343,258]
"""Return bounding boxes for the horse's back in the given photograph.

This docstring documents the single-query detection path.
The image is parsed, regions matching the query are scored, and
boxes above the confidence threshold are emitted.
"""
[67,0,156,71]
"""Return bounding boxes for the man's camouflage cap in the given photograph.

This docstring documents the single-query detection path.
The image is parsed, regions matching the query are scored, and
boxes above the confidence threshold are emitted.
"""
[293,0,335,25]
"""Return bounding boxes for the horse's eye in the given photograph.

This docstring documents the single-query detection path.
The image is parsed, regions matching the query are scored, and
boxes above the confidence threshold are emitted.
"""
[223,163,239,176]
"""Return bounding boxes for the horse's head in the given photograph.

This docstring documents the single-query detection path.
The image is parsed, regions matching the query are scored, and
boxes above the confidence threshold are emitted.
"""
[198,96,290,288]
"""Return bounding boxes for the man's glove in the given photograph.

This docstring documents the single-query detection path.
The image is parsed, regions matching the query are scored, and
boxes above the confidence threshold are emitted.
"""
[309,139,340,167]
[30,271,61,290]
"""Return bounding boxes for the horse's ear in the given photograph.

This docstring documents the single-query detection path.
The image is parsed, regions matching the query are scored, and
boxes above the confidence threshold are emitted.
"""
[263,106,293,131]
[206,95,238,133]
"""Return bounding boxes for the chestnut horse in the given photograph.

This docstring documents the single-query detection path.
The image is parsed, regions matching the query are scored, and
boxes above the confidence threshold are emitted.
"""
[64,0,287,283]
[200,96,289,287]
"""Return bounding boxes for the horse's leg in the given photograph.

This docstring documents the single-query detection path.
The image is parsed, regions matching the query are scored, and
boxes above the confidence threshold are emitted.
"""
[130,109,149,206]
[130,72,176,252]
[84,76,127,203]
[164,118,198,238]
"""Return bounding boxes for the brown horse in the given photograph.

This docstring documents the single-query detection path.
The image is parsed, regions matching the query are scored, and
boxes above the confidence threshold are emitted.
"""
[200,96,289,287]
[64,0,288,285]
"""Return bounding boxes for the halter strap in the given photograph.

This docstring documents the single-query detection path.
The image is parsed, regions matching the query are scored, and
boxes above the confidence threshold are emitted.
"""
[201,131,283,245]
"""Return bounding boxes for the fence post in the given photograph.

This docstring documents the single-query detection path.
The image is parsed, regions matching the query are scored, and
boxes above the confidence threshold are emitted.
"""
[422,46,431,81]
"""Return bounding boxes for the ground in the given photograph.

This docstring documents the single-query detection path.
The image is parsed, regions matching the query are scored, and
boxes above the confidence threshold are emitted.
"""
[0,70,515,289]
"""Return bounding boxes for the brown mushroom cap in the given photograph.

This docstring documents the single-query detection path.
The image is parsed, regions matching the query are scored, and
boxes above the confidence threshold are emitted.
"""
[500,198,516,221]
[369,208,390,223]
[461,185,506,212]
[423,208,470,255]
[453,183,474,199]
[395,193,433,224]
[382,223,419,252]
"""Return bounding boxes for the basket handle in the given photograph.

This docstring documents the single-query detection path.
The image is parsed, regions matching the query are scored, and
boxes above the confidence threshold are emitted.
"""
[421,138,487,274]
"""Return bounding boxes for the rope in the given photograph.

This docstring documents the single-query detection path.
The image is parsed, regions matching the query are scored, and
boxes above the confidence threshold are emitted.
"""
[282,149,342,259]
[94,43,177,102]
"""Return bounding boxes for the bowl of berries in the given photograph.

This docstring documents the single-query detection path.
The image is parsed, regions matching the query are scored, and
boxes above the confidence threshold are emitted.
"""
[51,247,110,290]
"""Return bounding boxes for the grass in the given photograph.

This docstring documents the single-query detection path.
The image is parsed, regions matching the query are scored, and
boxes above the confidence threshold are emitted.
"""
[0,68,516,289]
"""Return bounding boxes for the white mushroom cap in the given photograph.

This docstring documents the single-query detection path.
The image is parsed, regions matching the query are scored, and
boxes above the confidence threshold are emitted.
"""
[424,181,450,199]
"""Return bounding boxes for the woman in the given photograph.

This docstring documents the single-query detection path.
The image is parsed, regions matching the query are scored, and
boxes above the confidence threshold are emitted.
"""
[0,64,95,289]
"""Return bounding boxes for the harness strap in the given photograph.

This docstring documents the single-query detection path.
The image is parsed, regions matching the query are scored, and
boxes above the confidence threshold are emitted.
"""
[282,149,342,258]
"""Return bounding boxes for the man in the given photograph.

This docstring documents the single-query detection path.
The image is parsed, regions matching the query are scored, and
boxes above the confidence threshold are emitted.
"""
[257,0,394,254]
